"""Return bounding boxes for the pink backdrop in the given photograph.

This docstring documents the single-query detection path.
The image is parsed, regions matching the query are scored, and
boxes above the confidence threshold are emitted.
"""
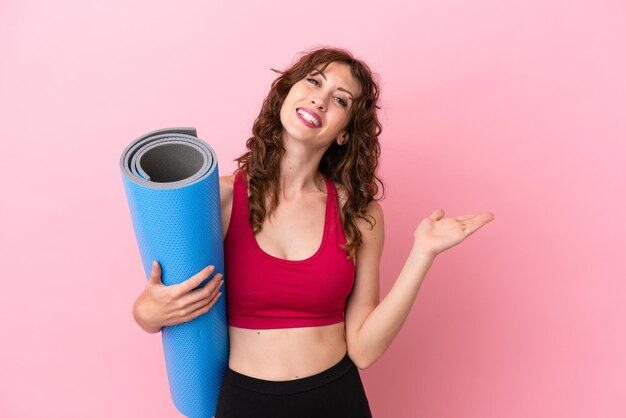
[1,0,624,417]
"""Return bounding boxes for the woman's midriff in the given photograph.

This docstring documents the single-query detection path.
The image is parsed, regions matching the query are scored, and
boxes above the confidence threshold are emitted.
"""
[227,321,348,381]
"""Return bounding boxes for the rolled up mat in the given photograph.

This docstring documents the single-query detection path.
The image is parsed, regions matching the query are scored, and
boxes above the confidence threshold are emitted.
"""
[119,127,229,418]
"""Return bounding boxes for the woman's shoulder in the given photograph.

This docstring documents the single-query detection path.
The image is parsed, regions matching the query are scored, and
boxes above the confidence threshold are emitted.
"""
[331,180,348,208]
[220,173,235,181]
[219,174,235,209]
[219,174,235,189]
[331,180,382,212]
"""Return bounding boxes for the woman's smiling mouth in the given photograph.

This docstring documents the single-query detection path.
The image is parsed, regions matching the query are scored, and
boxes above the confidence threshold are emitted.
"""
[296,107,322,128]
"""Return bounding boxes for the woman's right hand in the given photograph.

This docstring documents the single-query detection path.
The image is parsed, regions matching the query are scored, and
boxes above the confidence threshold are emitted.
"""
[132,261,224,333]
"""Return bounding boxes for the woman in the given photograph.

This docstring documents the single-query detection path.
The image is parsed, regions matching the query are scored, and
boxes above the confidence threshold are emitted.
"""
[132,47,494,417]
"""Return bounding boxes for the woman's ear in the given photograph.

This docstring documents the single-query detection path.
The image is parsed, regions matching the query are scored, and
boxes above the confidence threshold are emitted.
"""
[337,134,347,145]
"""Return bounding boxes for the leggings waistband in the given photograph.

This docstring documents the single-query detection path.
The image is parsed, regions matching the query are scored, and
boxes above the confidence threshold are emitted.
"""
[222,353,356,395]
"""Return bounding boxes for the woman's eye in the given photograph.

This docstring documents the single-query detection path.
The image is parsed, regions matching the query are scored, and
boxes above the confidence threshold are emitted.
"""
[335,97,347,107]
[307,78,320,86]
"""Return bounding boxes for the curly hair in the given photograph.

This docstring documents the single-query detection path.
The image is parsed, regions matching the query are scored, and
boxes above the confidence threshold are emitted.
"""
[234,46,384,260]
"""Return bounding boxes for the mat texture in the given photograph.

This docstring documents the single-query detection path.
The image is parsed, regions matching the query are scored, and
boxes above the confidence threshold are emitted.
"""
[120,127,229,418]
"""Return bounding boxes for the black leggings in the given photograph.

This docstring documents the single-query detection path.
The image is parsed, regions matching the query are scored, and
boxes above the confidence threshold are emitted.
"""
[215,353,372,418]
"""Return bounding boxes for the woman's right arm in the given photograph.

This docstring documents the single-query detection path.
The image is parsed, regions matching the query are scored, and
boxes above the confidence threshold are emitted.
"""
[132,260,224,333]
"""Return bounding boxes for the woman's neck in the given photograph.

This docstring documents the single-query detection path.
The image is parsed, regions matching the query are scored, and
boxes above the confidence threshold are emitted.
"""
[278,159,325,201]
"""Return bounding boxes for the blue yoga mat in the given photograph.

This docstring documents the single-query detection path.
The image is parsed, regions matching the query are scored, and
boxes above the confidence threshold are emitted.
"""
[120,127,229,417]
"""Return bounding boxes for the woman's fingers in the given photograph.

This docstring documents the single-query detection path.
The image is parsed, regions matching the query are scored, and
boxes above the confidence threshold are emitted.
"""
[181,289,223,320]
[460,213,494,235]
[166,290,223,326]
[148,260,162,285]
[186,294,223,323]
[429,208,445,221]
[461,220,483,236]
[138,263,224,329]
[180,273,224,306]
[172,265,216,296]
[455,212,493,222]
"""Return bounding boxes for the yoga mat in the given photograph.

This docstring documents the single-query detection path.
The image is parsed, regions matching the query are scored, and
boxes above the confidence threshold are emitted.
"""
[120,127,229,418]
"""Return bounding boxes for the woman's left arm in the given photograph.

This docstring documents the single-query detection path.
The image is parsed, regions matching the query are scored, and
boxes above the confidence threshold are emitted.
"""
[345,204,494,369]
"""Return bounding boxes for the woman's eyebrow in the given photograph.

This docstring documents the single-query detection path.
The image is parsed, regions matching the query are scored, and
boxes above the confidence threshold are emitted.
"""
[337,87,354,99]
[311,69,355,99]
[311,69,327,80]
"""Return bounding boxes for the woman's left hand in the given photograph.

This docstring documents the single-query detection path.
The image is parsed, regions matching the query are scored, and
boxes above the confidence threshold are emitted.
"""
[413,208,495,257]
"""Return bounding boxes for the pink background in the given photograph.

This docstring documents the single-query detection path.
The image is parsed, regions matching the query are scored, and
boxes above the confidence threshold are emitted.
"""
[1,0,624,417]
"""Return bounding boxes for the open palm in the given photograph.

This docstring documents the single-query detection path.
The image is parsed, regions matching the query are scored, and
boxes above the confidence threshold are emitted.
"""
[414,208,495,256]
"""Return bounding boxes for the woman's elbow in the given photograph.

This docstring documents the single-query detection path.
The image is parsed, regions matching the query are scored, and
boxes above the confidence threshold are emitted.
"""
[348,348,375,370]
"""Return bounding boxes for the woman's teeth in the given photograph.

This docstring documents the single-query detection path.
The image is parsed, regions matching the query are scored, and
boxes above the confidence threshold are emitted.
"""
[297,109,320,126]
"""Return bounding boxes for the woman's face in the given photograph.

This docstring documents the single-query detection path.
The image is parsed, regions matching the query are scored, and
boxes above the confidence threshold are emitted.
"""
[279,61,360,149]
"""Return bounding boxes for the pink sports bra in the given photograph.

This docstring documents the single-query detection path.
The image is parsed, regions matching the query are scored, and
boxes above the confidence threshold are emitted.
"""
[223,170,356,329]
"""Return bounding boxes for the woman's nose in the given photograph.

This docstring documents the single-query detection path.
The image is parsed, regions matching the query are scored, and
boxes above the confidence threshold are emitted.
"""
[311,97,326,111]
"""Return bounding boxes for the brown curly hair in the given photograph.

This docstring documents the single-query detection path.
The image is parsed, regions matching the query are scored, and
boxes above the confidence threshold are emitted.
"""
[234,46,384,260]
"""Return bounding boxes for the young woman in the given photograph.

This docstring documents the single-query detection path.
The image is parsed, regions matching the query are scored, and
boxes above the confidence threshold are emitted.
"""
[132,47,494,417]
